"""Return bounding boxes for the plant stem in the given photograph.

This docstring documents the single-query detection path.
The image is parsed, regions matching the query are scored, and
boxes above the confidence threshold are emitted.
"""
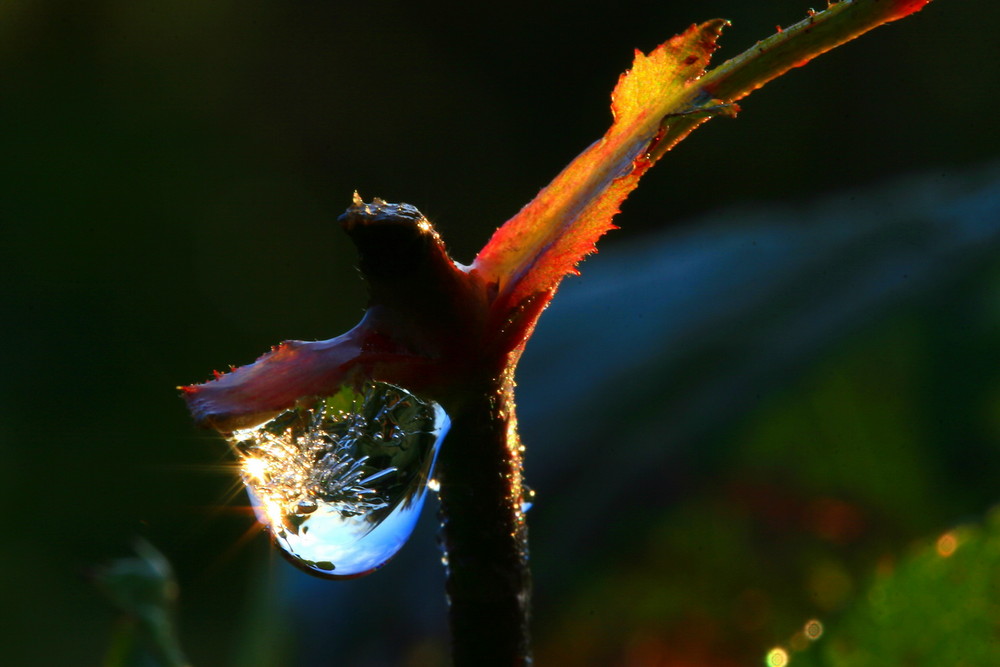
[427,7,936,659]
[339,197,533,663]
[436,363,532,666]
[652,0,932,159]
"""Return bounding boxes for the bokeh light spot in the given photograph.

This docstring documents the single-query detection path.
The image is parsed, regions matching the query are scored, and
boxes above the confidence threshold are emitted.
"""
[936,531,958,557]
[766,647,790,666]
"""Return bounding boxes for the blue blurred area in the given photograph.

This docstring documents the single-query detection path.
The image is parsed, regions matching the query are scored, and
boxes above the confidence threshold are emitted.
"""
[272,163,1000,666]
[519,165,1000,663]
[2,1,997,665]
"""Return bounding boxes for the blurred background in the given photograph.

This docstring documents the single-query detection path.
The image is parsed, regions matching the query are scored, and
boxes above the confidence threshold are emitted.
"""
[2,1,998,665]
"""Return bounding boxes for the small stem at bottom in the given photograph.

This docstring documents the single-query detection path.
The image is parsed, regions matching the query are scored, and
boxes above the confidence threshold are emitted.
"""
[437,365,531,665]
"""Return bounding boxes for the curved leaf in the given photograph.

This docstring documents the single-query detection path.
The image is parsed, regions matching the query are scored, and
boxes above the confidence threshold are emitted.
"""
[473,21,728,314]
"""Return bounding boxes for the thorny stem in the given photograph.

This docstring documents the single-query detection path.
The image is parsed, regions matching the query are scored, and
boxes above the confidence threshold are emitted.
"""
[652,0,932,159]
[341,199,532,663]
[436,364,532,666]
[425,3,931,661]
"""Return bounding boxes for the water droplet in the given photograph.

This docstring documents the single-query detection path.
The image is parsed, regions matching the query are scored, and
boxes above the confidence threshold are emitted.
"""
[296,499,318,514]
[228,381,449,578]
[521,485,536,513]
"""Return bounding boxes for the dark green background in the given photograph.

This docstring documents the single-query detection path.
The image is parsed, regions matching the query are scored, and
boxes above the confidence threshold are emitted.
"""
[3,1,998,665]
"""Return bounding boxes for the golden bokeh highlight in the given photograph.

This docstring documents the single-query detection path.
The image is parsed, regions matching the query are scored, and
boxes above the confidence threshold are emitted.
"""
[766,647,790,666]
[936,531,958,558]
[804,618,824,640]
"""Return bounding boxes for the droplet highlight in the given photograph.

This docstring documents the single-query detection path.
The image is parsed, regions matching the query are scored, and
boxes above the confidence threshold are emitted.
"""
[227,381,449,578]
[521,485,536,513]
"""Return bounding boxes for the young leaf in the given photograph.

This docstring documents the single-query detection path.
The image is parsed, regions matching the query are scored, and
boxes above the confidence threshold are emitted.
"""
[473,20,729,315]
[474,0,934,323]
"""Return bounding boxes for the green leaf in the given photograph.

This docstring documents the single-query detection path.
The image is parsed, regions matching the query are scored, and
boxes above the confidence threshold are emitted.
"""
[796,508,1000,666]
[95,541,190,667]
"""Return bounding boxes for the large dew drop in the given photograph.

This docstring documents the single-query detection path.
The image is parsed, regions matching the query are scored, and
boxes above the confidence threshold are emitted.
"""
[227,381,449,578]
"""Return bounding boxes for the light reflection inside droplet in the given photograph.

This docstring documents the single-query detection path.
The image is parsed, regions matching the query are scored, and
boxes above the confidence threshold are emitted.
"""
[521,485,536,513]
[227,381,449,578]
[243,456,268,482]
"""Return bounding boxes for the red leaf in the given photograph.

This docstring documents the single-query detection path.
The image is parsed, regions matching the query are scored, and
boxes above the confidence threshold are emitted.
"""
[181,322,441,431]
